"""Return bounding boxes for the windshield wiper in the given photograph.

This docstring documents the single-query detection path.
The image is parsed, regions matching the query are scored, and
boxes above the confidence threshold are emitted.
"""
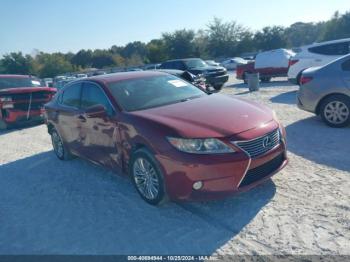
[179,95,203,102]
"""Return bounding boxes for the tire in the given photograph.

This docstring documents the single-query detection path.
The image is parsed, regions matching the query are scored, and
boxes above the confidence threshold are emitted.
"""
[213,83,224,91]
[129,148,168,205]
[50,128,75,160]
[320,95,350,128]
[0,120,8,130]
[243,72,248,84]
[260,77,271,83]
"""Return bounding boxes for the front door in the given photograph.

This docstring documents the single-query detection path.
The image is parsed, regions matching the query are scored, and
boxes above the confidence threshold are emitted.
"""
[78,82,121,170]
[57,82,83,154]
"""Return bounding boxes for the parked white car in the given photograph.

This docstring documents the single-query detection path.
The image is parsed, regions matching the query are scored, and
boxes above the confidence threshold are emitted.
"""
[288,38,350,84]
[221,57,247,70]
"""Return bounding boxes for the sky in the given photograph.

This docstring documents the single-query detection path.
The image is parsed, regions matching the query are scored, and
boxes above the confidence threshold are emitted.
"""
[0,0,349,57]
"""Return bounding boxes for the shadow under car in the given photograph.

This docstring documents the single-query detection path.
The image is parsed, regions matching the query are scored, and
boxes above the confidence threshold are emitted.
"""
[286,117,350,172]
[0,151,276,255]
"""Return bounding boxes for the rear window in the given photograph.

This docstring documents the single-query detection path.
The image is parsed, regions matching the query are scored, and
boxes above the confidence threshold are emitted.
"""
[0,77,44,90]
[160,61,174,69]
[308,42,350,56]
[183,59,207,69]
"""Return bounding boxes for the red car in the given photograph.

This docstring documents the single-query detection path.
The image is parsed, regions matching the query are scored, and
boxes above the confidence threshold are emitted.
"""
[44,71,288,205]
[236,49,296,83]
[236,61,291,83]
[0,75,56,129]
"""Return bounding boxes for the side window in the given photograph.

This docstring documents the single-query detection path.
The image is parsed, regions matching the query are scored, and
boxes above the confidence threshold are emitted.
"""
[173,61,186,70]
[341,59,350,71]
[309,42,350,56]
[161,62,171,69]
[81,82,113,115]
[61,83,81,108]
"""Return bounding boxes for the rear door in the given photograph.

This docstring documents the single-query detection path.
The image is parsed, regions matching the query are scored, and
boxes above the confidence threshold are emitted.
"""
[78,81,120,169]
[56,82,83,154]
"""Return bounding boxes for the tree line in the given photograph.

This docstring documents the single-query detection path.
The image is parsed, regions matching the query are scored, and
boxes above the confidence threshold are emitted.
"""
[1,11,349,78]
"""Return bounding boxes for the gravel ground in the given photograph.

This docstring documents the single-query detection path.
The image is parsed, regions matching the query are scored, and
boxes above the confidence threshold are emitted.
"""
[0,75,349,255]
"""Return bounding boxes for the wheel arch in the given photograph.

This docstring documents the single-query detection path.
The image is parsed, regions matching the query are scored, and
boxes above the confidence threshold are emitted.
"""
[125,139,157,174]
[47,122,55,135]
[316,93,350,115]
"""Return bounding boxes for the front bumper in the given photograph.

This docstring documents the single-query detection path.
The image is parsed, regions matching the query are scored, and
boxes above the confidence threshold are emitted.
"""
[156,137,287,201]
[0,108,45,124]
[206,74,229,86]
[296,87,318,114]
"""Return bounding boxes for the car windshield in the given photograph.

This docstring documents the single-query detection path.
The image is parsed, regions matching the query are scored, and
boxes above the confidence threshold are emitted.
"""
[183,59,207,69]
[0,77,44,90]
[107,75,206,112]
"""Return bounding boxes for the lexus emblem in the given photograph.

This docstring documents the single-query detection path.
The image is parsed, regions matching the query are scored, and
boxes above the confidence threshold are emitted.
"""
[262,136,272,148]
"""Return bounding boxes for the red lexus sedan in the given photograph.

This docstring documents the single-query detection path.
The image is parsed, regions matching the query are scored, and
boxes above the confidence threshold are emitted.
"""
[44,71,287,205]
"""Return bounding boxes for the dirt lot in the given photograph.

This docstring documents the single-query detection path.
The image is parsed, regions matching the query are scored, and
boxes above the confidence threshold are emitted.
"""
[0,75,349,255]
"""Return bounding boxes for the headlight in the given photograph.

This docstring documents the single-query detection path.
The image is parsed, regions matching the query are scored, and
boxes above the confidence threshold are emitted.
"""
[0,96,12,102]
[167,137,235,154]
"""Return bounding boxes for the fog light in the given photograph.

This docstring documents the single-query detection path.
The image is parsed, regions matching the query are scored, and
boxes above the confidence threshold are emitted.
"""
[193,181,203,190]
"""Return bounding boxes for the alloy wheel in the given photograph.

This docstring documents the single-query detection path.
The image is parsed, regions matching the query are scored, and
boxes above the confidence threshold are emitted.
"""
[133,157,160,200]
[52,131,64,159]
[324,101,349,125]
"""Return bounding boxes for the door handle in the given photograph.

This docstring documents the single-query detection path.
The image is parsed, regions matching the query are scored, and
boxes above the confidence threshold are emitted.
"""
[78,115,87,122]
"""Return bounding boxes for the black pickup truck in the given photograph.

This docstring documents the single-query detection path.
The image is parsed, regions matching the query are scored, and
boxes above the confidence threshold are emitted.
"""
[160,58,229,90]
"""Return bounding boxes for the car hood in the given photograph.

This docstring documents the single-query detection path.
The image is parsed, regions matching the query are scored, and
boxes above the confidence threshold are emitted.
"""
[190,65,226,73]
[0,87,56,95]
[131,94,274,138]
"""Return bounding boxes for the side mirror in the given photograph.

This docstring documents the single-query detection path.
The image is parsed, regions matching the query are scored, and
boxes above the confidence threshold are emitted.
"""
[85,104,107,118]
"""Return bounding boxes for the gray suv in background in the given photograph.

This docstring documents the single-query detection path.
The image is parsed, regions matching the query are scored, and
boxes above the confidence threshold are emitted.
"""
[297,54,350,127]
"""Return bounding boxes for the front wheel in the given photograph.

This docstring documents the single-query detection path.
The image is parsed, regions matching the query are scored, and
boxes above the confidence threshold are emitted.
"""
[260,77,271,83]
[51,129,75,160]
[212,84,224,91]
[320,95,350,128]
[130,148,167,205]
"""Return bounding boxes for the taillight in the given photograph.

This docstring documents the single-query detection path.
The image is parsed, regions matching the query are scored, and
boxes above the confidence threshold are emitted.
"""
[300,76,313,85]
[289,59,299,67]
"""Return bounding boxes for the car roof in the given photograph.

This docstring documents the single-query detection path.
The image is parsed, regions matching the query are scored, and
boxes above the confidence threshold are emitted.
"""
[305,37,350,48]
[88,71,168,84]
[0,74,32,79]
[157,69,184,75]
[164,58,201,62]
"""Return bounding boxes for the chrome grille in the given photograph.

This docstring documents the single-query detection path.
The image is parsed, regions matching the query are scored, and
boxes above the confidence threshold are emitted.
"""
[234,129,280,158]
